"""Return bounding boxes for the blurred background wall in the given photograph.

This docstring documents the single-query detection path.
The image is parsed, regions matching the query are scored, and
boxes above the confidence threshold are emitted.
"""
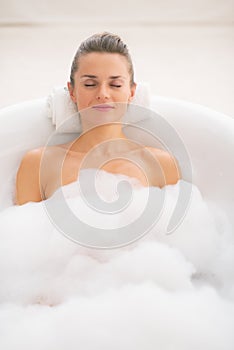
[0,0,233,116]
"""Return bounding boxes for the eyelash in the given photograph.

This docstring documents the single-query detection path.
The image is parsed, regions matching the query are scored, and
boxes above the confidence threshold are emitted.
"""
[84,84,122,88]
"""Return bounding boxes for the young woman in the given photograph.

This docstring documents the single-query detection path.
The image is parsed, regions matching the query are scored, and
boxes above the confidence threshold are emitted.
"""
[16,32,180,205]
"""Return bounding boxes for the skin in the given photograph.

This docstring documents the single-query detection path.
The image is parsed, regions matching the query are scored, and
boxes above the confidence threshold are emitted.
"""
[15,52,180,205]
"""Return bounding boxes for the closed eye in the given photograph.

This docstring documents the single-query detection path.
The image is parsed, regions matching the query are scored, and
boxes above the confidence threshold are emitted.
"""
[84,84,122,88]
[84,83,96,87]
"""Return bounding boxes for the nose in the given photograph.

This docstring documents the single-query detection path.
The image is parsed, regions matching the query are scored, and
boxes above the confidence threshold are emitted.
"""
[96,84,110,101]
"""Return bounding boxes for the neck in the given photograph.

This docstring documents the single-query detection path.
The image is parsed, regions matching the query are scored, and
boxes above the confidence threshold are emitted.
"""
[70,124,128,153]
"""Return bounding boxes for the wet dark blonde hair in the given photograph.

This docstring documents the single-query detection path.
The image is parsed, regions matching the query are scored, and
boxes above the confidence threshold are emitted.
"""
[69,32,135,87]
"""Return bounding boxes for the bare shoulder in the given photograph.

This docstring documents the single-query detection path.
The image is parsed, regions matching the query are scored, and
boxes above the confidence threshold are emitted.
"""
[145,146,181,186]
[19,147,45,168]
[145,146,175,161]
[18,145,62,165]
[145,146,168,157]
[17,144,68,183]
[15,144,67,205]
[15,147,44,205]
[25,143,70,160]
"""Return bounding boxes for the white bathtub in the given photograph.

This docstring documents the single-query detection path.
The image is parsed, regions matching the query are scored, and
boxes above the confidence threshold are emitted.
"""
[0,95,233,228]
[1,95,234,349]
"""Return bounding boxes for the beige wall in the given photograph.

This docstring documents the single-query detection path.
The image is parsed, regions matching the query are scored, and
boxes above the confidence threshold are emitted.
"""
[0,1,233,117]
[1,0,234,24]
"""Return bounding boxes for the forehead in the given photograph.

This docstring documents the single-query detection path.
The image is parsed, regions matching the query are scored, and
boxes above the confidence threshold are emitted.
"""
[76,52,130,77]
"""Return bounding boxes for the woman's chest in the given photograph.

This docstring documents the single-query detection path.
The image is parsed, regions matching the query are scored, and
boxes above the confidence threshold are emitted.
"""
[43,148,158,199]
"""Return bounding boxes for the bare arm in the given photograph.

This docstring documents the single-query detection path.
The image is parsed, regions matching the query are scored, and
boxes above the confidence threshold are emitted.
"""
[15,149,44,205]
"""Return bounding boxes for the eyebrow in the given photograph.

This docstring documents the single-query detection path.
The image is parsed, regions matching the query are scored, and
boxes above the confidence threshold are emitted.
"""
[80,75,126,80]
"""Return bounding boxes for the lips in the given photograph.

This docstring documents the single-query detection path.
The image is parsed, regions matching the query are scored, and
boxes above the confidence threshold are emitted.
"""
[92,104,115,111]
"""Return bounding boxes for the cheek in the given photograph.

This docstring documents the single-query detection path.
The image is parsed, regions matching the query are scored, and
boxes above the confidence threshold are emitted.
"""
[119,89,132,102]
[114,86,131,100]
[76,89,92,110]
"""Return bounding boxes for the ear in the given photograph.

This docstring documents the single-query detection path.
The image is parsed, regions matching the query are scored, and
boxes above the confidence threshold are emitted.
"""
[67,81,77,103]
[128,82,137,102]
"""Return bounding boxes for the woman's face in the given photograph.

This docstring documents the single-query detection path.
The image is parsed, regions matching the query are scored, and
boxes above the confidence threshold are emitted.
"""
[67,52,136,111]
